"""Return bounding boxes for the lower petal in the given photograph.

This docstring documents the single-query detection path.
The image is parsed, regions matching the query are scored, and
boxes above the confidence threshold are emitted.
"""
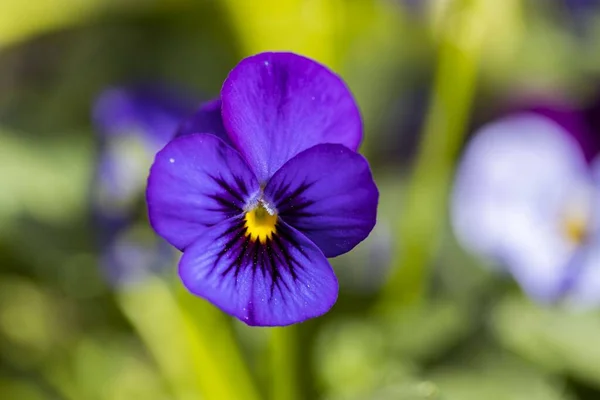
[566,244,600,307]
[179,217,338,326]
[502,223,578,302]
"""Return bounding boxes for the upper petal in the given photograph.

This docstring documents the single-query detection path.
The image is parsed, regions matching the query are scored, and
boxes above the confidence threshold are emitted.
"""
[179,217,338,326]
[175,98,230,144]
[146,133,260,251]
[264,144,378,258]
[221,52,362,182]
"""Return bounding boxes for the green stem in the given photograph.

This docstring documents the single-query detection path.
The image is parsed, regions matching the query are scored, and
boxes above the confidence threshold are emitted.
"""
[118,277,262,400]
[177,284,263,400]
[378,0,486,310]
[269,327,298,400]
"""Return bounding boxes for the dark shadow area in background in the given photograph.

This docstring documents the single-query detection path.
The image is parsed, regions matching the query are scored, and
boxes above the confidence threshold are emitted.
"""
[0,1,241,135]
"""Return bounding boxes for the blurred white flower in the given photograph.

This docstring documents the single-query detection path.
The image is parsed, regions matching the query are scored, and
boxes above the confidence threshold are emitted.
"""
[451,113,600,307]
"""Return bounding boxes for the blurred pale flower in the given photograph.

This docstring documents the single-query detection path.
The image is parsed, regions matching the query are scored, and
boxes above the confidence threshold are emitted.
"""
[451,112,600,306]
[91,84,197,285]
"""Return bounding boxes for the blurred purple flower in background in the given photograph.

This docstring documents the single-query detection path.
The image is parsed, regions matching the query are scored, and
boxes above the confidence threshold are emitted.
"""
[146,52,379,326]
[175,98,228,141]
[563,0,600,18]
[451,107,600,307]
[551,0,600,34]
[92,84,197,285]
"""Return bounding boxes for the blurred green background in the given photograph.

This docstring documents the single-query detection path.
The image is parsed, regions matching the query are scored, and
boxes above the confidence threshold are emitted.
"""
[3,0,600,399]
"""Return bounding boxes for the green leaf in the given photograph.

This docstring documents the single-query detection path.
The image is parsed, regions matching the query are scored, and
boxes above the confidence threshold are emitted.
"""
[384,300,474,362]
[492,294,600,389]
[429,350,573,400]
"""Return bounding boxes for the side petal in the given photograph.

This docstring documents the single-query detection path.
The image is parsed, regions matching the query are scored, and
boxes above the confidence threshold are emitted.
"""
[221,52,362,182]
[146,134,259,251]
[179,217,339,326]
[175,98,230,144]
[264,144,378,258]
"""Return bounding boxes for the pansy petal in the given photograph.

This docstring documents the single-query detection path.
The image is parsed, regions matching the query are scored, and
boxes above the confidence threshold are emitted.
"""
[147,134,259,251]
[175,98,230,143]
[502,222,579,302]
[504,161,596,303]
[562,246,600,308]
[179,217,338,326]
[221,52,362,182]
[264,144,378,258]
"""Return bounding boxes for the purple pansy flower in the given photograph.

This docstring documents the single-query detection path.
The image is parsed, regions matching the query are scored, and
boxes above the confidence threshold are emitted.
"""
[146,52,379,326]
[451,111,600,307]
[92,84,197,284]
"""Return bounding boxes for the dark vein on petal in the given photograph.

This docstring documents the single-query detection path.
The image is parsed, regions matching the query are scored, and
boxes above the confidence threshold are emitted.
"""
[251,240,261,278]
[211,221,245,276]
[272,229,301,280]
[233,174,249,198]
[209,174,246,203]
[208,217,309,306]
[207,193,241,212]
[277,224,310,262]
[287,199,315,211]
[272,181,292,204]
[221,234,250,280]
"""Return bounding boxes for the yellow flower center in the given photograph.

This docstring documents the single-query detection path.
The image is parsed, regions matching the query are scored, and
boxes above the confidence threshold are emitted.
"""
[559,186,594,245]
[245,202,278,243]
[562,214,588,245]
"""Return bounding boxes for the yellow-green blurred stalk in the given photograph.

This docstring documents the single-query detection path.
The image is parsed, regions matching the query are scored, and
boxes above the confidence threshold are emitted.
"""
[378,0,489,309]
[220,2,349,398]
[0,0,193,49]
[118,277,261,400]
[221,0,345,68]
[269,327,298,400]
